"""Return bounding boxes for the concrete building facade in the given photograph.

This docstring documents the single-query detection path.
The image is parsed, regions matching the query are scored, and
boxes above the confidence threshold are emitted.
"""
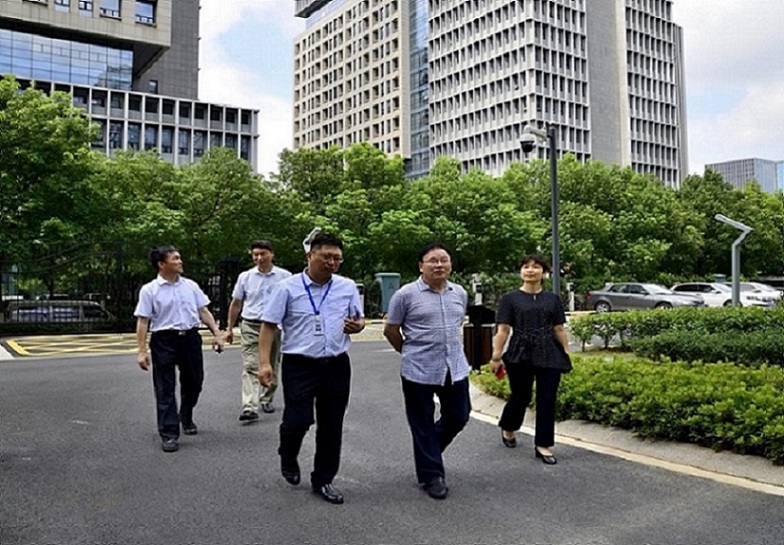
[706,158,783,194]
[1,0,258,169]
[293,0,687,186]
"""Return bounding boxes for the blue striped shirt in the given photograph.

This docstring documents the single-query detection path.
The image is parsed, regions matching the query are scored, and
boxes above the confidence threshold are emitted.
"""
[386,277,470,385]
[261,272,364,358]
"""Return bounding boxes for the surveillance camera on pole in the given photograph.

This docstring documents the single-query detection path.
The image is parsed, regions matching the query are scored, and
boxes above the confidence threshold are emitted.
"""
[714,214,753,306]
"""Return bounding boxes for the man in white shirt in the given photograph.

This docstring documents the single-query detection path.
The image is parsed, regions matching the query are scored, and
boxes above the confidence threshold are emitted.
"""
[225,240,292,422]
[135,246,223,453]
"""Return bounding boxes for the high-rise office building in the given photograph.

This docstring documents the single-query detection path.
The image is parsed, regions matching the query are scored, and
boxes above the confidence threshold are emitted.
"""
[706,158,783,194]
[293,0,687,186]
[1,0,259,169]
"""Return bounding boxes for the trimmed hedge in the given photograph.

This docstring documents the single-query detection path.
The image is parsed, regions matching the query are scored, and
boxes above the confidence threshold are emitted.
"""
[471,355,784,464]
[632,330,784,367]
[570,306,784,349]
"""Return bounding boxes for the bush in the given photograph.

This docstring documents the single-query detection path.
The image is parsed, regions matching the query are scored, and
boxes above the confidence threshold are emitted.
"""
[632,330,784,367]
[471,356,784,464]
[570,306,784,349]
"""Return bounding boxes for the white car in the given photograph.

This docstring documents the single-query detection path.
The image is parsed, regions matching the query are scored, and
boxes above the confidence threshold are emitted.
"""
[671,282,775,308]
[740,282,782,304]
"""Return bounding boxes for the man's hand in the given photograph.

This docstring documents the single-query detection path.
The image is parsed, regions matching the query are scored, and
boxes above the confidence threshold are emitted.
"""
[224,328,235,344]
[211,334,225,354]
[343,317,365,335]
[259,362,274,387]
[137,350,150,371]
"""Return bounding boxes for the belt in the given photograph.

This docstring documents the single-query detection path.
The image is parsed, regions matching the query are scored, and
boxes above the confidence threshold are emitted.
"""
[152,327,200,337]
[242,318,264,325]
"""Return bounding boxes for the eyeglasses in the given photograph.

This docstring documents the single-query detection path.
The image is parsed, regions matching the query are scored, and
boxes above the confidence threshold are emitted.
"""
[314,252,344,264]
[423,258,451,265]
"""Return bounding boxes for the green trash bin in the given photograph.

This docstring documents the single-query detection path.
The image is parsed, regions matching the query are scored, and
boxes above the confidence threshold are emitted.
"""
[375,272,401,314]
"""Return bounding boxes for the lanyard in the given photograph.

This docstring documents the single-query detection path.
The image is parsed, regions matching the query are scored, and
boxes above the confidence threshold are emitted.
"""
[301,273,333,316]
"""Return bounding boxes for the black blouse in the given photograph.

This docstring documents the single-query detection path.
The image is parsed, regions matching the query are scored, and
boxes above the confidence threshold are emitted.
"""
[496,290,571,372]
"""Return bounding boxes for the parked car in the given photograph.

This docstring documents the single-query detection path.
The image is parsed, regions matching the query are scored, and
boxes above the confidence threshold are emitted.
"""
[6,300,115,323]
[671,282,734,307]
[756,277,784,293]
[740,282,782,304]
[586,283,704,312]
[671,282,776,308]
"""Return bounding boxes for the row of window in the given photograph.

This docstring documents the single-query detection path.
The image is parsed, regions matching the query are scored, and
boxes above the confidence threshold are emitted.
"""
[23,0,157,24]
[94,120,252,161]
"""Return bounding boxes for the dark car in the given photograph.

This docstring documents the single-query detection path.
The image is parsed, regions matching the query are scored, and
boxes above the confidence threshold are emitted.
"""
[586,283,704,312]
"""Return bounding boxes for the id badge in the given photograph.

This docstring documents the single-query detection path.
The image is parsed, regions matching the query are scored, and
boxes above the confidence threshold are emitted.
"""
[313,315,324,336]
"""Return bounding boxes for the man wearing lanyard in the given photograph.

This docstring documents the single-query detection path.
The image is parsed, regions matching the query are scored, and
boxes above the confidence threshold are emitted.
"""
[258,233,365,504]
[135,245,224,453]
[225,240,292,422]
[383,243,471,500]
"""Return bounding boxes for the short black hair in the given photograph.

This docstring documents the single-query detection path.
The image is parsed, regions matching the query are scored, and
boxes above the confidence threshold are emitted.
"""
[310,233,343,251]
[149,245,178,271]
[418,242,452,263]
[250,239,274,252]
[517,253,552,273]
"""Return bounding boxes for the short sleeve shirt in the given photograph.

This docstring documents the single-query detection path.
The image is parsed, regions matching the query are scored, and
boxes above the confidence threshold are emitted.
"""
[386,277,470,386]
[231,265,292,320]
[496,290,570,371]
[134,275,209,332]
[261,272,364,358]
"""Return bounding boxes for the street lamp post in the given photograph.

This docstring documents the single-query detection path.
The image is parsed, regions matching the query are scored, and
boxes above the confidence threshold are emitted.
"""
[714,214,753,306]
[522,125,560,296]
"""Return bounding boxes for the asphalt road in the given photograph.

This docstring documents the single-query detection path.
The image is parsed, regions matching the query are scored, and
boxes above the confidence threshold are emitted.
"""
[1,342,782,545]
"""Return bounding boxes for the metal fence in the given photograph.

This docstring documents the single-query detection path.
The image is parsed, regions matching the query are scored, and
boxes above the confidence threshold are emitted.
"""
[0,243,240,336]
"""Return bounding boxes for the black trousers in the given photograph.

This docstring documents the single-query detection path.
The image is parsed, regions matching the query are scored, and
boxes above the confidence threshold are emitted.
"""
[498,363,562,447]
[150,329,204,439]
[278,352,351,487]
[401,374,471,485]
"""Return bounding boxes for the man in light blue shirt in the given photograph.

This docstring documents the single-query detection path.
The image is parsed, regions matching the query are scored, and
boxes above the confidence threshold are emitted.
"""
[383,242,471,500]
[259,233,364,505]
[135,245,223,453]
[225,240,291,421]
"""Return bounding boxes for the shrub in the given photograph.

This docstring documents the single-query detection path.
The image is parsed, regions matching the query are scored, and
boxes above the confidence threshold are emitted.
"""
[632,330,784,367]
[471,356,784,464]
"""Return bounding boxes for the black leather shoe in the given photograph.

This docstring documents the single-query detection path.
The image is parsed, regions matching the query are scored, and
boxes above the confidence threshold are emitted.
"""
[261,402,275,414]
[535,447,557,465]
[161,438,179,453]
[281,459,300,485]
[501,431,517,448]
[312,483,344,504]
[423,477,448,500]
[182,422,198,435]
[238,410,259,422]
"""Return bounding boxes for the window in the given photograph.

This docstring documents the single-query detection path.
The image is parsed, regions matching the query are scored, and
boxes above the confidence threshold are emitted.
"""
[135,1,155,24]
[54,0,70,12]
[99,0,120,18]
[148,79,158,94]
[78,0,93,16]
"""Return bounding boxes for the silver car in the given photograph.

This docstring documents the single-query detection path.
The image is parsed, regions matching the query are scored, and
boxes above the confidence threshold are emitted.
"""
[587,283,704,312]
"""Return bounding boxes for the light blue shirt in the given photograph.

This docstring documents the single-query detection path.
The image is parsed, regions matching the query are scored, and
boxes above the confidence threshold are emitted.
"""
[134,275,210,332]
[231,265,292,320]
[262,272,364,358]
[386,277,470,386]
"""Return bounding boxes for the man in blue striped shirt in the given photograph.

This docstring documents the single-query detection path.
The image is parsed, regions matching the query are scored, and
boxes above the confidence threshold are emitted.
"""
[383,243,471,500]
[258,233,365,505]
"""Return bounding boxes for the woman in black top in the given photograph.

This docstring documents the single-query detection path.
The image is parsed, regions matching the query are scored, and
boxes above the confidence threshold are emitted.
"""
[489,254,571,464]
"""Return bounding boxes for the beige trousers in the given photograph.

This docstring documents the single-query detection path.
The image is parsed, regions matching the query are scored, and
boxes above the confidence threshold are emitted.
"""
[240,321,281,411]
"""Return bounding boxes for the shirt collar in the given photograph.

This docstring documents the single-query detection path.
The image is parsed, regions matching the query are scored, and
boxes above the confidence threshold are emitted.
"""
[417,276,452,293]
[156,274,181,286]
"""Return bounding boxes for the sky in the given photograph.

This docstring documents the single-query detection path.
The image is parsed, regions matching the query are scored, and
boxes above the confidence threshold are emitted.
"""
[198,0,784,177]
